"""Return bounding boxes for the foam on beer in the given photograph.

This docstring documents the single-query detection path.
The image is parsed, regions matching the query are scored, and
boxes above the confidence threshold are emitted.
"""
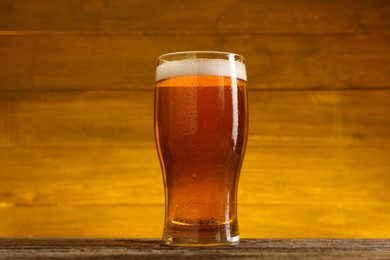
[156,59,247,82]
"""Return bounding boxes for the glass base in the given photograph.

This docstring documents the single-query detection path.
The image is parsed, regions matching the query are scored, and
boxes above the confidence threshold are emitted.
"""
[162,233,240,247]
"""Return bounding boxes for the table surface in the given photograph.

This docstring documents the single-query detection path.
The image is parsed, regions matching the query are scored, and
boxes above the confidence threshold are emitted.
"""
[0,238,389,259]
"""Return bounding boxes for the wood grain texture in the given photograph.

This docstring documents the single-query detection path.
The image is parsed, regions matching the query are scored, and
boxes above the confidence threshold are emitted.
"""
[0,0,389,34]
[0,0,389,239]
[1,205,389,238]
[1,89,389,237]
[0,34,389,90]
[0,90,154,147]
[0,239,389,259]
[1,90,389,148]
[0,91,389,205]
[0,144,389,206]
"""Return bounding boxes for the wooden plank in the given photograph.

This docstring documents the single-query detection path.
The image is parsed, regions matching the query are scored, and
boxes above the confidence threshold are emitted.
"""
[1,90,389,148]
[0,239,389,259]
[0,90,155,147]
[0,204,389,238]
[242,147,390,204]
[0,144,388,206]
[1,238,389,248]
[0,0,389,33]
[0,147,164,206]
[0,206,164,238]
[240,204,390,238]
[248,90,390,146]
[0,34,389,90]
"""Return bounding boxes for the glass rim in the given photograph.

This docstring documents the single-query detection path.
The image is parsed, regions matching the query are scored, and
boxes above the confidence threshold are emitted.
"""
[157,51,245,63]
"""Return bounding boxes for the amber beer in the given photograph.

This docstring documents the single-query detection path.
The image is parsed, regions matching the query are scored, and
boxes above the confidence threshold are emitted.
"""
[154,52,248,246]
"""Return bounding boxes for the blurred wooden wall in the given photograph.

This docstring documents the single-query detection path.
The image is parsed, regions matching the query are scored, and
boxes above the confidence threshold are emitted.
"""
[0,0,389,238]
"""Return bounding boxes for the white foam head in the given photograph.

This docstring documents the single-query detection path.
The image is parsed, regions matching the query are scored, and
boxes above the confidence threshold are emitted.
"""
[156,58,247,82]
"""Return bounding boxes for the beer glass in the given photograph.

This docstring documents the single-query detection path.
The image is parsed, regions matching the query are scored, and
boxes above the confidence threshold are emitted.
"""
[154,51,248,246]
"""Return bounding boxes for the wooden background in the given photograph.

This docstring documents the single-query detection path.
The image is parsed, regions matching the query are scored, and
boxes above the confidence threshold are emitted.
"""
[0,0,389,238]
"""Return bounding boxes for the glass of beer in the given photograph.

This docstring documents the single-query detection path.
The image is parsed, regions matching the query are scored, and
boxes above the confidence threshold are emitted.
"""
[154,51,248,246]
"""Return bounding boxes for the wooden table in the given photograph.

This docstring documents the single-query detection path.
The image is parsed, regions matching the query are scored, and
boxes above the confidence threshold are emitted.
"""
[0,239,389,259]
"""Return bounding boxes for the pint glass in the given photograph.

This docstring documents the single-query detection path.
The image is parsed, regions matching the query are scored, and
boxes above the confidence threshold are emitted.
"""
[154,51,248,246]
